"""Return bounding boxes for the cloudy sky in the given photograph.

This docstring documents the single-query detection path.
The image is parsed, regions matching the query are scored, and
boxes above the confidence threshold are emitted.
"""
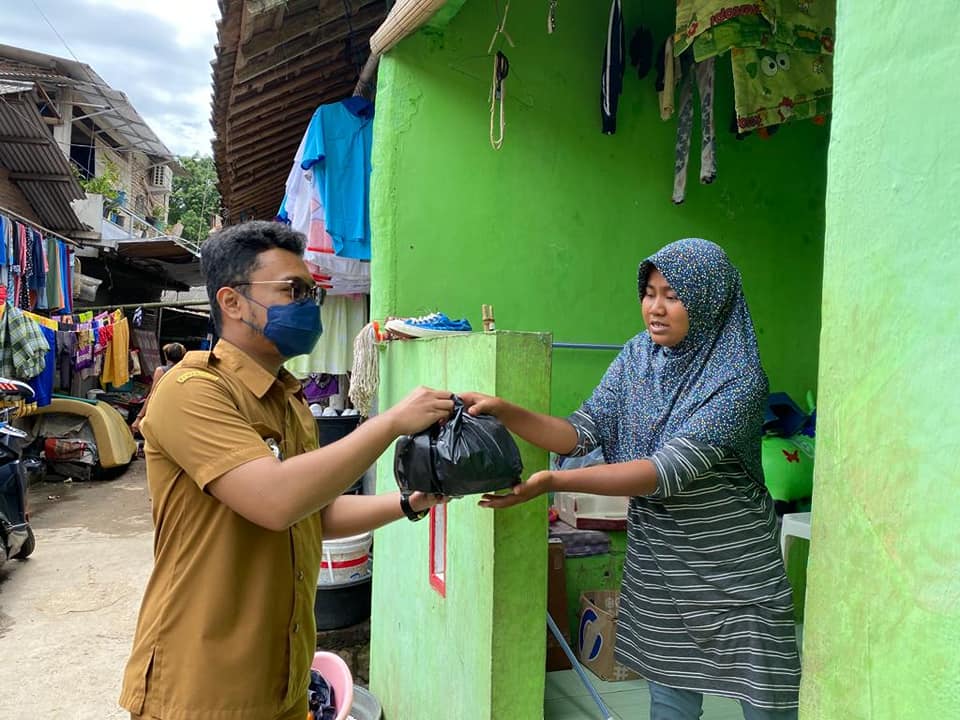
[0,0,220,157]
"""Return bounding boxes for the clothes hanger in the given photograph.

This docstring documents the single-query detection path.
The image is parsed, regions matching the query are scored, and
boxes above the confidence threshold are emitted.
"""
[341,96,374,117]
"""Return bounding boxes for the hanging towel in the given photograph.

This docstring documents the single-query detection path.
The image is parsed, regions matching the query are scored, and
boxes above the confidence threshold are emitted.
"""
[674,0,776,57]
[732,46,832,130]
[731,0,835,130]
[691,10,774,61]
[101,314,130,389]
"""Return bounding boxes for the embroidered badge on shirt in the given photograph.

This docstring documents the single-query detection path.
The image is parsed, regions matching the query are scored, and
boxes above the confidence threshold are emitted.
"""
[176,370,220,384]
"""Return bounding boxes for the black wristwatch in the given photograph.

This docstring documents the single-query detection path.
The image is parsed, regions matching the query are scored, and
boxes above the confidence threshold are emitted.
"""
[400,493,429,522]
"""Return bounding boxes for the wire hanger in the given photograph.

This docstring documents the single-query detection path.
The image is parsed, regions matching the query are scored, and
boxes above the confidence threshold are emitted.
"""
[490,51,510,150]
[488,1,515,55]
[488,1,514,150]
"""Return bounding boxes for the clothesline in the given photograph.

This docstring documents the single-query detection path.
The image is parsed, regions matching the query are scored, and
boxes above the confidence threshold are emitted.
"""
[0,204,83,248]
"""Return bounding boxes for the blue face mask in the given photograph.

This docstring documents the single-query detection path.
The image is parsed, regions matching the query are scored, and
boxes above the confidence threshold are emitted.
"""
[244,296,323,358]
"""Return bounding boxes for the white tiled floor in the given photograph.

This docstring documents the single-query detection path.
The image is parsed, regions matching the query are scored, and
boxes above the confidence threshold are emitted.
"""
[544,670,744,720]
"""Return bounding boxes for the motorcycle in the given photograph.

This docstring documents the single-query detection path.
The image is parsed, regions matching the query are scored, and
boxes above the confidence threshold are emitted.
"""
[0,377,37,565]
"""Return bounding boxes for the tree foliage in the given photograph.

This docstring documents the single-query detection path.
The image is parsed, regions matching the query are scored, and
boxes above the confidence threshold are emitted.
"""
[168,155,221,244]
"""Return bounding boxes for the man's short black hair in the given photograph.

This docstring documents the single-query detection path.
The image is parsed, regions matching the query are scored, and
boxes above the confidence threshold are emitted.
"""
[200,221,305,331]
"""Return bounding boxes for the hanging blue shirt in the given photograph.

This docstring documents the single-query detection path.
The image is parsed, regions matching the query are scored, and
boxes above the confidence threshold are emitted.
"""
[300,100,374,260]
[28,325,56,408]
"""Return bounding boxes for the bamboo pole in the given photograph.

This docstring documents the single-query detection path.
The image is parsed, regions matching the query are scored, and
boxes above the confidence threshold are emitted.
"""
[368,0,448,56]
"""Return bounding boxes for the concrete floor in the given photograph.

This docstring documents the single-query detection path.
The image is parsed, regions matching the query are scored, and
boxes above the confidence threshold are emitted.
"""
[0,461,153,719]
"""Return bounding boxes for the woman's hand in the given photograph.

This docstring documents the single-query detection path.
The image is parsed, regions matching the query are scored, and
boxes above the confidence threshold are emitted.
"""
[131,418,142,434]
[478,470,553,509]
[408,492,450,513]
[458,392,504,418]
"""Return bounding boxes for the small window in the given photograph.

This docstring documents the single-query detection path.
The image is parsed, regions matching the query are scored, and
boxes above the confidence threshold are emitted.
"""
[429,504,447,597]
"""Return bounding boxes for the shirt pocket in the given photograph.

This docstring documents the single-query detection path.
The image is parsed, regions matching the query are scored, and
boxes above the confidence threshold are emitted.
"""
[251,422,284,460]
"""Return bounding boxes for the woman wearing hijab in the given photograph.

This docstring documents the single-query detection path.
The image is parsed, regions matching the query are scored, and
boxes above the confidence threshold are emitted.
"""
[462,238,800,719]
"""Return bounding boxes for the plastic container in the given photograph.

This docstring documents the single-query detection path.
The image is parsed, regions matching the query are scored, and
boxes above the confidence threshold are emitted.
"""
[554,492,628,530]
[316,415,362,446]
[319,533,372,586]
[316,416,364,494]
[314,577,371,630]
[350,685,383,720]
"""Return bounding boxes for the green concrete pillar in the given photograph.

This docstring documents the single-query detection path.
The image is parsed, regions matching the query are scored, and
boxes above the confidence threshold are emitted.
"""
[370,332,552,719]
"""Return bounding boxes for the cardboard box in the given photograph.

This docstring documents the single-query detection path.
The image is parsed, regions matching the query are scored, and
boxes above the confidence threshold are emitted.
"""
[577,590,640,682]
[546,539,572,671]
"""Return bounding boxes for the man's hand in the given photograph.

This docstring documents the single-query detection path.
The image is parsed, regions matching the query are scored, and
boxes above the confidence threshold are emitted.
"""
[478,470,553,509]
[459,392,503,417]
[408,492,451,513]
[385,386,455,436]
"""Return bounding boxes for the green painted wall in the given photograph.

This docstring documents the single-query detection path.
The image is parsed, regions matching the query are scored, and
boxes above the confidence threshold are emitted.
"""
[371,0,828,415]
[369,332,551,720]
[800,2,960,718]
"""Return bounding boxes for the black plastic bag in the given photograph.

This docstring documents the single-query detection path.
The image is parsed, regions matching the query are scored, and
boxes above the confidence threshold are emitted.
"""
[394,396,523,496]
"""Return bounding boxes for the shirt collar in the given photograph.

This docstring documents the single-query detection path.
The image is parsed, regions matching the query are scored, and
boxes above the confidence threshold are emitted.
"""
[213,339,301,399]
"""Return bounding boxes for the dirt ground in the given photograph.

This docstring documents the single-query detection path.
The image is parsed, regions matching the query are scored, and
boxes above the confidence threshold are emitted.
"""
[0,460,153,719]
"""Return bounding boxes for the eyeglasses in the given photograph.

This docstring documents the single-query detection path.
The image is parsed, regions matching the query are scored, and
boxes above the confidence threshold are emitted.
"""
[232,279,325,305]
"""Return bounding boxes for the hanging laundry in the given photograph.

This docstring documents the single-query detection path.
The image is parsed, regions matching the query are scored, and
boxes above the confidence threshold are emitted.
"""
[101,311,130,389]
[298,99,374,261]
[302,374,340,403]
[732,47,832,130]
[674,0,776,57]
[672,55,717,204]
[731,0,835,130]
[27,325,56,407]
[278,109,371,295]
[75,321,94,372]
[655,36,679,120]
[56,329,76,392]
[0,216,9,295]
[0,304,50,380]
[600,0,624,135]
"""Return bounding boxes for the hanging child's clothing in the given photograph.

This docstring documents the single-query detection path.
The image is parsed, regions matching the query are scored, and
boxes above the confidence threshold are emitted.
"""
[672,54,717,204]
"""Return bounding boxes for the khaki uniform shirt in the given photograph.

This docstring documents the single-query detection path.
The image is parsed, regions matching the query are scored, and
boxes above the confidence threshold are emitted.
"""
[119,340,322,720]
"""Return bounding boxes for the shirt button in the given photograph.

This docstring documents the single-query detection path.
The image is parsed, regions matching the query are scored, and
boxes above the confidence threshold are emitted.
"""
[293,623,300,633]
[297,570,304,581]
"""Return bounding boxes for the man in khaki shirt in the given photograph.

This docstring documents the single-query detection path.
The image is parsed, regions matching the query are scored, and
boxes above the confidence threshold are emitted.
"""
[120,221,453,720]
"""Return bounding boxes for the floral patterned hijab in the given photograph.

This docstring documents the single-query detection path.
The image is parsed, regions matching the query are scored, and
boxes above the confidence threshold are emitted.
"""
[583,238,768,483]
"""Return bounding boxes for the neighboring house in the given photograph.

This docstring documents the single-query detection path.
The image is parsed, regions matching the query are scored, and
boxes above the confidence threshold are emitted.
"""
[0,44,201,303]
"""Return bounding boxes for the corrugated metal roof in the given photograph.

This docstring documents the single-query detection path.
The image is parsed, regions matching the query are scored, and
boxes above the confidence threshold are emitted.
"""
[0,46,174,161]
[0,86,86,232]
[211,0,387,221]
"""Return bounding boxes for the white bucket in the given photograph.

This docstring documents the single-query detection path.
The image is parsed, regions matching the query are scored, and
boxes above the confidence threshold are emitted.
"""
[319,532,372,586]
